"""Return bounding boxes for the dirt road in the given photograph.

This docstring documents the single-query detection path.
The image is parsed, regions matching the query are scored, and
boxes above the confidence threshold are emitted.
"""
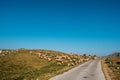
[49,60,105,80]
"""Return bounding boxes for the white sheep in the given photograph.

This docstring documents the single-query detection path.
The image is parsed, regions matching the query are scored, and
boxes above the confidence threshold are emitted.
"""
[0,50,2,54]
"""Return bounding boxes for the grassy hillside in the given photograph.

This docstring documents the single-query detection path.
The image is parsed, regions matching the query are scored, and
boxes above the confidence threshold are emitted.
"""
[0,49,93,80]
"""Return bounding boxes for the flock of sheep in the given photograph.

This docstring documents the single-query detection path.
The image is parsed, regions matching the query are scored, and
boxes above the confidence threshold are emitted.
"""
[0,49,96,66]
[29,50,94,66]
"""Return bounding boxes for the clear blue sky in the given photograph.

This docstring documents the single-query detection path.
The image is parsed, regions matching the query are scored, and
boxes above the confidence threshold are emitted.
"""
[0,0,120,56]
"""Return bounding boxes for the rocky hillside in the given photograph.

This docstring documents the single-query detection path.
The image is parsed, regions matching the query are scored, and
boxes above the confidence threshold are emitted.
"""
[108,52,120,57]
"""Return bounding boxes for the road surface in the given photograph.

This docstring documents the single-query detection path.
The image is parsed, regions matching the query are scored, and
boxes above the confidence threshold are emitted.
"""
[49,60,105,80]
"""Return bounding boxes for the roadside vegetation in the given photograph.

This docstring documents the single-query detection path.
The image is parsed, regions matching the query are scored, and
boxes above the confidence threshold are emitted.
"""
[0,49,94,80]
[104,57,120,80]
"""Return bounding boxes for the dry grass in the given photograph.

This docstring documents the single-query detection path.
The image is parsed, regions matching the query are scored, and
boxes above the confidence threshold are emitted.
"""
[101,60,112,80]
[103,57,120,80]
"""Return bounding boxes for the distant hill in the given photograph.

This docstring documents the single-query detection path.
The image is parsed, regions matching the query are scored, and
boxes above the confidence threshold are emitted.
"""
[108,52,120,57]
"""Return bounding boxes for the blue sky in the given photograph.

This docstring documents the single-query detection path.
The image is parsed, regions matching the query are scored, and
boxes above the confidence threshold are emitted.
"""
[0,0,120,56]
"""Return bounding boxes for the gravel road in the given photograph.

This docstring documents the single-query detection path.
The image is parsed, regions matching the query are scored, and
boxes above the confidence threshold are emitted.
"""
[49,60,105,80]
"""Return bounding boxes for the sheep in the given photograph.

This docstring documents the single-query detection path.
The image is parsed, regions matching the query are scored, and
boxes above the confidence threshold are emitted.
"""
[116,66,120,70]
[67,63,71,66]
[0,53,5,56]
[47,58,52,62]
[57,62,62,65]
[0,50,2,54]
[71,63,74,66]
[38,53,42,57]
[55,56,65,65]
[29,51,33,54]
